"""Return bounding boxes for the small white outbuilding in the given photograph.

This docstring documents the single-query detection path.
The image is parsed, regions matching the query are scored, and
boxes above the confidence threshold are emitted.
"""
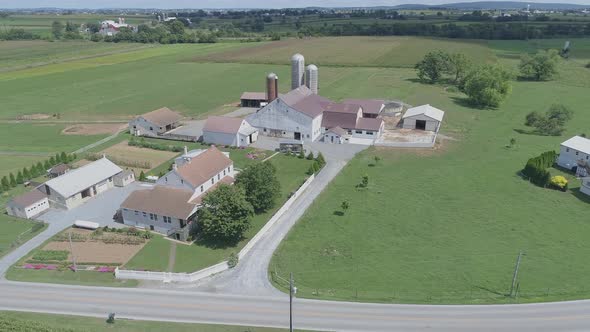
[402,104,445,132]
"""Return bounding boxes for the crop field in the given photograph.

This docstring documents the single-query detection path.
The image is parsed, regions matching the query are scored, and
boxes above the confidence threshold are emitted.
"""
[271,41,590,304]
[194,36,495,68]
[0,123,106,153]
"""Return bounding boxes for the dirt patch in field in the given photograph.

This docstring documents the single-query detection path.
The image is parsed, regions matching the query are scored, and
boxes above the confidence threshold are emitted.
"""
[16,113,52,120]
[61,123,126,136]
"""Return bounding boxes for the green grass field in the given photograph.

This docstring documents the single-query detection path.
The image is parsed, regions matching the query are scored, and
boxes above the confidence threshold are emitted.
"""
[271,41,590,304]
[126,154,313,273]
[0,215,45,258]
[0,311,309,332]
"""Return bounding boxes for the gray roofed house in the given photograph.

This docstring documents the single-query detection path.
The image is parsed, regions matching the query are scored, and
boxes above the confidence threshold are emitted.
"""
[6,188,49,219]
[202,116,259,147]
[43,157,123,210]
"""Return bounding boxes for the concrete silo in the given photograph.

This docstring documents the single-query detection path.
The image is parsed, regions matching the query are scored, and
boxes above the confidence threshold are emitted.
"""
[266,73,279,102]
[291,53,305,90]
[305,64,318,94]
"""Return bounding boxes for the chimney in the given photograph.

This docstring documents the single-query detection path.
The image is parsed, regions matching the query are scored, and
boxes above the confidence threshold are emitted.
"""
[183,146,188,155]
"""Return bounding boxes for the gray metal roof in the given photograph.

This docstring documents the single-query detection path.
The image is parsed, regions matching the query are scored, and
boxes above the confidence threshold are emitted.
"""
[44,158,122,198]
[403,104,445,122]
[561,136,590,153]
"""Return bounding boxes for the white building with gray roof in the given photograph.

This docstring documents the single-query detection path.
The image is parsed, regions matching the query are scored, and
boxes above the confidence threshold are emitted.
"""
[42,157,123,210]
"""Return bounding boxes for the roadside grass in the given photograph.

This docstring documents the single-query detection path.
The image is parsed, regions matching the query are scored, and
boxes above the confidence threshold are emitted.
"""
[0,154,50,178]
[0,311,311,332]
[193,36,494,68]
[0,215,46,258]
[126,154,313,273]
[271,54,590,304]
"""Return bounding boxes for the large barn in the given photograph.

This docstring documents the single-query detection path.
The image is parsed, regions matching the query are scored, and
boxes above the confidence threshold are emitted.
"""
[246,86,332,142]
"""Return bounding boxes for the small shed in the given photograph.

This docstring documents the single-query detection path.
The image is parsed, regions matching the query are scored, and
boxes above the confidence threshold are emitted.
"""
[402,104,445,132]
[324,126,347,144]
[240,92,267,108]
[114,170,135,187]
[6,189,49,219]
[48,164,70,178]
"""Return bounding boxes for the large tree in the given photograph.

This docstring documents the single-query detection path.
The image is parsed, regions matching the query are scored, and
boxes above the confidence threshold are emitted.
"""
[462,64,513,108]
[196,184,254,242]
[519,49,560,81]
[447,52,471,84]
[51,21,64,39]
[235,162,281,213]
[415,50,450,83]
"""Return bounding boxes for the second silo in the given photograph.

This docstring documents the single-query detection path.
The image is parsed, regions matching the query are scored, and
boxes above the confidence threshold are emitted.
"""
[291,53,305,90]
[305,64,318,94]
[266,73,278,102]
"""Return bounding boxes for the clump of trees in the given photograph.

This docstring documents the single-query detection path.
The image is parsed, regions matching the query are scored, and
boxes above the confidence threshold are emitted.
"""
[235,162,281,213]
[522,150,557,188]
[51,21,82,40]
[524,104,573,136]
[519,49,560,81]
[91,21,217,44]
[415,50,512,108]
[462,64,513,108]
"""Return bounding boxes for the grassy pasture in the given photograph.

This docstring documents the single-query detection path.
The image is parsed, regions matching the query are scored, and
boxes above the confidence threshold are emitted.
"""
[271,46,590,304]
[0,123,106,153]
[0,215,45,258]
[0,311,310,332]
[194,36,495,68]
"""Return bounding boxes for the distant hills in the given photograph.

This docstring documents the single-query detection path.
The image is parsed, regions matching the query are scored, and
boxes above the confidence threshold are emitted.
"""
[388,2,589,10]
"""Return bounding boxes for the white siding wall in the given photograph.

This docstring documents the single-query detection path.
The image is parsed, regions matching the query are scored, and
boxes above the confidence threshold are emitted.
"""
[46,178,115,210]
[248,99,317,142]
[557,145,590,170]
[324,132,344,144]
[6,198,50,219]
[202,131,238,147]
[128,117,164,137]
[402,114,440,132]
[121,208,188,237]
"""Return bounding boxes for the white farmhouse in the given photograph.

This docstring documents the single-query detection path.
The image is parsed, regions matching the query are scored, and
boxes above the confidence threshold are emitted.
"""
[402,104,445,132]
[42,157,123,210]
[202,116,258,147]
[120,146,235,241]
[247,86,331,142]
[6,189,49,219]
[557,136,590,172]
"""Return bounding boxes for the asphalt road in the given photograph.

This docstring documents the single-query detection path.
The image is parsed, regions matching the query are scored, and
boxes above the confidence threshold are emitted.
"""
[1,280,590,332]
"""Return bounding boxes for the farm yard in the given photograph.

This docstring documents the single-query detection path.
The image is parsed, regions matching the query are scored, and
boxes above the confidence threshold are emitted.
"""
[1,35,590,304]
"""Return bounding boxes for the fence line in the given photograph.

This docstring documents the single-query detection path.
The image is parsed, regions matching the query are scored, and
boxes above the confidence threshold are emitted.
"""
[115,174,316,282]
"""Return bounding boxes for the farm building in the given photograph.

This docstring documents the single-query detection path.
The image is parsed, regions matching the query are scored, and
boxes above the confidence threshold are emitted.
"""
[114,170,135,187]
[342,99,385,118]
[48,164,70,178]
[557,136,590,173]
[240,92,267,108]
[99,18,136,36]
[202,116,259,147]
[121,146,235,240]
[6,189,49,219]
[402,105,445,132]
[247,86,331,142]
[324,126,347,144]
[321,102,384,142]
[129,107,183,138]
[42,157,123,210]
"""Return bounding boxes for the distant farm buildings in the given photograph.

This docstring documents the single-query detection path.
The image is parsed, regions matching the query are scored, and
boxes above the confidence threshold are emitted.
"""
[129,107,183,138]
[99,18,136,36]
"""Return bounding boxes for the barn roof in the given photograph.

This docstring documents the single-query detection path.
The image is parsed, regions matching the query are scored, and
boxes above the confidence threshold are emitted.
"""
[203,116,244,135]
[175,146,233,187]
[240,92,267,100]
[403,104,445,122]
[140,107,183,127]
[45,158,122,198]
[343,99,385,115]
[121,186,197,220]
[10,189,47,208]
[279,86,332,119]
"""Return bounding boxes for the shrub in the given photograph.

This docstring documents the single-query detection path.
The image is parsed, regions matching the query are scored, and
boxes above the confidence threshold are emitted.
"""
[586,62,590,69]
[522,151,557,187]
[298,149,305,159]
[306,152,314,160]
[228,252,239,268]
[550,175,568,191]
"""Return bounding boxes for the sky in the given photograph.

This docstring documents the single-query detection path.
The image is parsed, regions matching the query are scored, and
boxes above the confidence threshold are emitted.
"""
[1,0,589,9]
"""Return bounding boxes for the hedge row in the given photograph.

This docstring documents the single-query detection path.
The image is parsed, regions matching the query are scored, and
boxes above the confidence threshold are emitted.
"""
[522,150,557,187]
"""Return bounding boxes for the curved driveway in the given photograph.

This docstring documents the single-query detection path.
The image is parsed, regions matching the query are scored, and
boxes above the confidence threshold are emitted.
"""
[1,143,590,331]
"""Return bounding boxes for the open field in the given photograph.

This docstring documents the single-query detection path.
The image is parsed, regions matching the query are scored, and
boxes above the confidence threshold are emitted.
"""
[0,311,310,332]
[194,36,495,68]
[126,153,314,273]
[271,42,590,304]
[0,216,45,258]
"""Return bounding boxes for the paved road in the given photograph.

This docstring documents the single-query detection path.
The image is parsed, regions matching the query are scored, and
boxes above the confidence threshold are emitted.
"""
[1,281,590,332]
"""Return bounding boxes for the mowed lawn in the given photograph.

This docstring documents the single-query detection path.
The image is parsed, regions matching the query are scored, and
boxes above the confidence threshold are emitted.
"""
[126,154,314,273]
[271,49,590,304]
[0,311,312,332]
[0,215,45,258]
[0,123,106,153]
[194,36,495,68]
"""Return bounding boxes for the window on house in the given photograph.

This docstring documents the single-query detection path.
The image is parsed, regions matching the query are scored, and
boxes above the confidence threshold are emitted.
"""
[134,210,139,215]
[149,213,155,220]
[355,130,363,134]
[163,216,172,224]
[223,170,226,176]
[218,174,220,180]
[142,212,147,217]
[366,131,374,135]
[201,185,204,192]
[211,178,214,184]
[576,151,579,156]
[567,148,570,152]
[181,179,184,184]
[149,127,153,131]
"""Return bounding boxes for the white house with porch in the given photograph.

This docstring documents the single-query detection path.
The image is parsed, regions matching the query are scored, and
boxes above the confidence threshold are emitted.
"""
[557,136,590,173]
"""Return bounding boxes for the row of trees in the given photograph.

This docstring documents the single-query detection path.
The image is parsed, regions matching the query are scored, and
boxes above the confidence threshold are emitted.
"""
[93,21,217,44]
[415,50,513,108]
[0,152,74,193]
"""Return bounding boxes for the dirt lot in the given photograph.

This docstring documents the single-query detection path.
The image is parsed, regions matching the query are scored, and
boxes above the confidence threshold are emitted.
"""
[61,123,126,136]
[42,228,147,265]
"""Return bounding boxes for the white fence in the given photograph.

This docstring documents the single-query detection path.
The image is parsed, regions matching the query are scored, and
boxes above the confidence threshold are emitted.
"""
[115,173,316,282]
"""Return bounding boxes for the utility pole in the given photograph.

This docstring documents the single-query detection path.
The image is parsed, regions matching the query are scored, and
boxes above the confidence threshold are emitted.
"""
[510,251,523,297]
[290,272,296,332]
[68,232,77,272]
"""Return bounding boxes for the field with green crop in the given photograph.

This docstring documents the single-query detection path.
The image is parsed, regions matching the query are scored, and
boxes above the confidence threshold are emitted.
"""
[271,39,590,304]
[0,311,310,332]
